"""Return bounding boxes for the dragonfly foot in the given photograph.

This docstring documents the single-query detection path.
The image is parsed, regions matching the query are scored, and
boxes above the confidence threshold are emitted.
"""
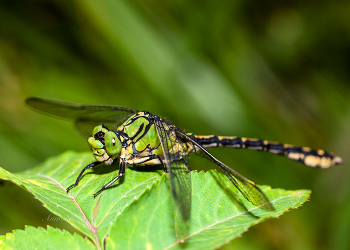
[93,189,104,198]
[66,184,76,194]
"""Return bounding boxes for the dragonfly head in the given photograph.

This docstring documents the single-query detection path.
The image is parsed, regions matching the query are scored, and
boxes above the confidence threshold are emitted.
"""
[88,125,122,164]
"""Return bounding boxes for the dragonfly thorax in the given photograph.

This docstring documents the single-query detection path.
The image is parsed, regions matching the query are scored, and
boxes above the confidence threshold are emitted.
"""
[88,125,122,165]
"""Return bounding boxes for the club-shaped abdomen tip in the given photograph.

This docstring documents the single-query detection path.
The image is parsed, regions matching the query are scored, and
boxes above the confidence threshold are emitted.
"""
[335,156,343,165]
[302,152,343,168]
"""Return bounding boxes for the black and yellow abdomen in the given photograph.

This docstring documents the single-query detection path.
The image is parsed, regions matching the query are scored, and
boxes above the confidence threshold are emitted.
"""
[190,135,342,168]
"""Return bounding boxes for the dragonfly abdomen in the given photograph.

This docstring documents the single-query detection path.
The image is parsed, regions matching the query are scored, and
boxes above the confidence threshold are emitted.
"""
[192,135,342,168]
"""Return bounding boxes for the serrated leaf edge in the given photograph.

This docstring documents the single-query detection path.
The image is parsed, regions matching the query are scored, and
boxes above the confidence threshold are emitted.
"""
[164,189,311,250]
[0,225,95,248]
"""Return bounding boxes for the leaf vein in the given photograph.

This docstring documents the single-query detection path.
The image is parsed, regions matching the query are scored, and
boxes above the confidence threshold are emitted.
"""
[164,191,303,249]
[36,173,102,250]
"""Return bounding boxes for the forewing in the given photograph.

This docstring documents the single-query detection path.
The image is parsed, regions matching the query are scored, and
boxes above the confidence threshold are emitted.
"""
[26,97,138,132]
[154,118,192,221]
[177,130,275,211]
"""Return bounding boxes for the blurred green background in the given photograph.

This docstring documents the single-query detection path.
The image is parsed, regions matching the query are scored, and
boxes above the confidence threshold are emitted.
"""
[0,1,349,249]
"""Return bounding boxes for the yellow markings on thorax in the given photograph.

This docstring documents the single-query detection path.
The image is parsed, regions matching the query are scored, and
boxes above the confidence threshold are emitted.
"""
[127,144,134,155]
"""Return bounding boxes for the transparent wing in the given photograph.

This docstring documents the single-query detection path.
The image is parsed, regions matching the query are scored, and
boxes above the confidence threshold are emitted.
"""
[178,130,275,211]
[26,97,138,132]
[154,117,192,221]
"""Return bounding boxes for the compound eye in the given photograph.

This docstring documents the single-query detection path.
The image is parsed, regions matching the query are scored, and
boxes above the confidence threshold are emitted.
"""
[92,124,109,135]
[105,131,121,156]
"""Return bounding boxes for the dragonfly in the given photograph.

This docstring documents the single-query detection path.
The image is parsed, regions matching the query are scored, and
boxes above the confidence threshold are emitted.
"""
[26,97,342,219]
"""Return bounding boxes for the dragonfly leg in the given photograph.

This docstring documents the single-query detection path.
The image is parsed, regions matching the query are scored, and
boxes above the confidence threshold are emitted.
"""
[93,160,126,197]
[66,161,101,193]
[142,154,168,173]
[154,155,168,173]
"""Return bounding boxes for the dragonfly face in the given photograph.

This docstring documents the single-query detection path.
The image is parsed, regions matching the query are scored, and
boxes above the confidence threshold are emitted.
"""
[88,124,122,165]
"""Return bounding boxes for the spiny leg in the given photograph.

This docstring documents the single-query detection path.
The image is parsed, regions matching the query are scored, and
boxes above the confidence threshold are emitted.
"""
[93,160,126,197]
[66,161,101,193]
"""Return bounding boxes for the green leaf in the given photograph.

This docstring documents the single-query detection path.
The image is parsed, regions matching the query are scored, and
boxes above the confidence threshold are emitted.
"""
[0,151,163,248]
[107,171,310,250]
[0,226,96,250]
[0,152,310,250]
